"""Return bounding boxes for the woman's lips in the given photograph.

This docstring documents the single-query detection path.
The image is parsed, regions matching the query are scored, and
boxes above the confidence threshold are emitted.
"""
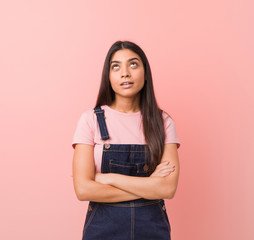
[120,82,133,89]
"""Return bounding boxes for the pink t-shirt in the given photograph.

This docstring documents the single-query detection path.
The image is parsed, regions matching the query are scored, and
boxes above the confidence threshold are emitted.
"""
[72,105,181,173]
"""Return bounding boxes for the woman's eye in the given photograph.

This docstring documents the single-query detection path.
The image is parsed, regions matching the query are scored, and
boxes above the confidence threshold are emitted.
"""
[112,64,119,70]
[130,62,138,67]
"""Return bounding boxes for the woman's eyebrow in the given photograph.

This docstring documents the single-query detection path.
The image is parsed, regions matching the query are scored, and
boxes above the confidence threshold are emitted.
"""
[110,57,140,64]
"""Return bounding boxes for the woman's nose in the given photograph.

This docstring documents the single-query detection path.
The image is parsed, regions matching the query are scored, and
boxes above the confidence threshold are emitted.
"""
[122,73,130,78]
[121,66,130,78]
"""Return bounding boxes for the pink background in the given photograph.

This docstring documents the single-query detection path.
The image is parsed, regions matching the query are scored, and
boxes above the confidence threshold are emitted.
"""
[1,0,253,239]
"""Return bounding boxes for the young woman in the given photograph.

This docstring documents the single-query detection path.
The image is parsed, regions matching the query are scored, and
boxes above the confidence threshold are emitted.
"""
[72,40,181,240]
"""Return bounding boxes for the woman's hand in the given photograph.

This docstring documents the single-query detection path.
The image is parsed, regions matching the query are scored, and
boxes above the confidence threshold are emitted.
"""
[150,161,175,177]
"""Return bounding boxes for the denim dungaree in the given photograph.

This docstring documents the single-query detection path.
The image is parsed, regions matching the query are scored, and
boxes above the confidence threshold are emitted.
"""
[82,106,171,240]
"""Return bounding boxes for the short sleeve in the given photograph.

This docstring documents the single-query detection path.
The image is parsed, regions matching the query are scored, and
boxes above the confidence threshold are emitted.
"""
[163,112,181,149]
[71,110,95,149]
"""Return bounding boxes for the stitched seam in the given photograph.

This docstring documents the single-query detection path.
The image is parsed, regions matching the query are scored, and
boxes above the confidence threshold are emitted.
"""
[100,200,161,207]
[101,151,106,172]
[95,109,109,140]
[131,202,135,240]
[109,161,112,172]
[98,114,106,137]
[83,204,99,236]
[110,163,136,168]
[131,145,134,163]
[158,203,171,233]
[99,113,109,139]
[96,115,106,139]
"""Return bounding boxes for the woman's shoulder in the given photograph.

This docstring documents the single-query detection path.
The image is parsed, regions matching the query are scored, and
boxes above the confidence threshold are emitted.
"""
[161,109,179,129]
[161,109,181,147]
[80,108,95,117]
[79,105,110,122]
[79,105,108,118]
[161,110,174,122]
[78,107,98,126]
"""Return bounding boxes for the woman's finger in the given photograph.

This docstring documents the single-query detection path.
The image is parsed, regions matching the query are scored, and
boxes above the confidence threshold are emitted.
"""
[157,165,175,172]
[160,168,175,174]
[152,168,175,176]
[158,161,170,166]
[156,162,170,169]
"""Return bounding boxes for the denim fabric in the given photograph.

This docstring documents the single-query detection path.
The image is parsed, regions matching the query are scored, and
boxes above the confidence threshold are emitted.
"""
[93,106,110,140]
[82,106,171,240]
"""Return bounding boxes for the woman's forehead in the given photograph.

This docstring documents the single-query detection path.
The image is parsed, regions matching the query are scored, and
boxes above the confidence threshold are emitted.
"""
[111,49,141,61]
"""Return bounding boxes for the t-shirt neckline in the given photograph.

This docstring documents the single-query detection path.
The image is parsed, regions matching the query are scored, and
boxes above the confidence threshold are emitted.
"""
[103,105,141,116]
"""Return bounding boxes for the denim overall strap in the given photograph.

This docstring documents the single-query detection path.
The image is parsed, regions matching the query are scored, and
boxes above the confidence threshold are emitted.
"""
[93,106,110,140]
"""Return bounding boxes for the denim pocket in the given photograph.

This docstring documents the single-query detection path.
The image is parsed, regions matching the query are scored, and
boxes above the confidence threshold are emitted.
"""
[109,159,137,176]
[158,200,171,233]
[109,159,150,176]
[82,202,99,236]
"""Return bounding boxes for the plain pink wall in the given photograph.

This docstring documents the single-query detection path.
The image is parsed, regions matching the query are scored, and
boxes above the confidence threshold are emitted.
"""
[1,0,253,239]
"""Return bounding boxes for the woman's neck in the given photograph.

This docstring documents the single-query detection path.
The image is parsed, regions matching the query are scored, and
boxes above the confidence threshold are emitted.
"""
[109,96,140,113]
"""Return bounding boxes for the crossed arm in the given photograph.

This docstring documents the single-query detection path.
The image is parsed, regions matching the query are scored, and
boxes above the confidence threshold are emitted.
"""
[72,143,180,202]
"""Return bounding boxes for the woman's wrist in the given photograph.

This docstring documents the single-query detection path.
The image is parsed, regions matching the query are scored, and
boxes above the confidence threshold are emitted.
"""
[106,173,114,185]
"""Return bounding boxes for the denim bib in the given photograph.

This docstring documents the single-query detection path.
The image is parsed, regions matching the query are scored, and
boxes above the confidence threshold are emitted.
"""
[82,106,171,240]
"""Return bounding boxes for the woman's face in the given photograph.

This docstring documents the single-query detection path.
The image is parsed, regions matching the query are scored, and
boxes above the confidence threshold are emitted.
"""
[109,49,145,100]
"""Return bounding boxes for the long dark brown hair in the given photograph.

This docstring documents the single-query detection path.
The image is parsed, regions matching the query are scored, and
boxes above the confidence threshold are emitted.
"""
[95,40,167,173]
